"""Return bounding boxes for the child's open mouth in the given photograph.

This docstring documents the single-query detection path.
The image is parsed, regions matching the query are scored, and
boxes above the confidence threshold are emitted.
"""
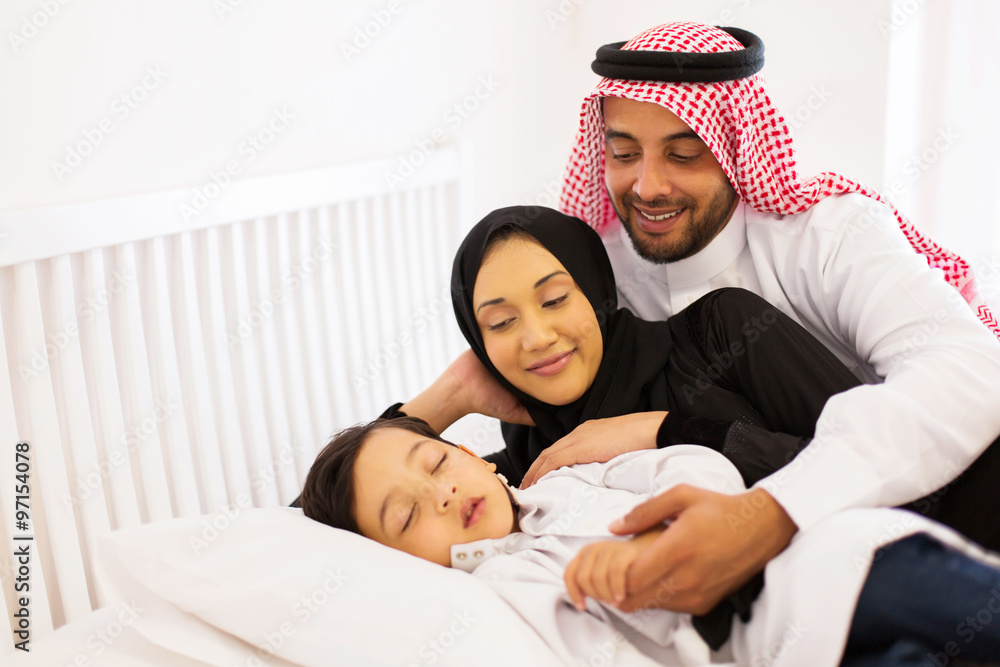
[462,497,486,528]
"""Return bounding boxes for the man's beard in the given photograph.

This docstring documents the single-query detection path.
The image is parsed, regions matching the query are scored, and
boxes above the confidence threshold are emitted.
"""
[614,183,738,264]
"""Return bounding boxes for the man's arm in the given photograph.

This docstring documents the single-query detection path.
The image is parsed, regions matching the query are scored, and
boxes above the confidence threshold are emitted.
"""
[754,194,1000,531]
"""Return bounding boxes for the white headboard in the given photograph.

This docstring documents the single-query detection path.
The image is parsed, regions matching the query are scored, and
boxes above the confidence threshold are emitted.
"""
[0,147,473,650]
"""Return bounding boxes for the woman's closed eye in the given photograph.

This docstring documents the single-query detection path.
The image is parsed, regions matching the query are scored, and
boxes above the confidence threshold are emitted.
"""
[488,317,515,332]
[542,294,569,308]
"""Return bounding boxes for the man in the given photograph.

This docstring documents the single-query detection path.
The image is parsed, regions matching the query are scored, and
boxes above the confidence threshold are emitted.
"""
[393,20,1000,620]
[550,21,1000,616]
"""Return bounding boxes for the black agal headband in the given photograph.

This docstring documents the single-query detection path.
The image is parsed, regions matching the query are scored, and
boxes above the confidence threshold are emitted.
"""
[591,26,764,83]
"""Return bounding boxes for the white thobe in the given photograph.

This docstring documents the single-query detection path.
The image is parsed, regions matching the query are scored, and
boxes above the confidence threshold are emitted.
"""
[450,447,998,666]
[601,193,1000,530]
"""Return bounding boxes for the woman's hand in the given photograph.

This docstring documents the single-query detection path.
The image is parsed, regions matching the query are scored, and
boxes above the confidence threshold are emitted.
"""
[564,526,667,610]
[401,349,533,433]
[519,412,667,488]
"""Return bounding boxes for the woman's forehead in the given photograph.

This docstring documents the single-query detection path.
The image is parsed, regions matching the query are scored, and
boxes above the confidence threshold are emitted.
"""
[478,236,566,279]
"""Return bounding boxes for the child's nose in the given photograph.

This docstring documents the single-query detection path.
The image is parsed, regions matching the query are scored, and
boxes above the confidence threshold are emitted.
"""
[436,483,457,511]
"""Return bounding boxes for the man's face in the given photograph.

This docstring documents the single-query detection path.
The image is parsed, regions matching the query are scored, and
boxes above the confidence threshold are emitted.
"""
[602,96,739,264]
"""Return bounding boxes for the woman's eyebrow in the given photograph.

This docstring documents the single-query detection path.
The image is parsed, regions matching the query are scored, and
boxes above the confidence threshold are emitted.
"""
[534,270,568,288]
[475,271,570,313]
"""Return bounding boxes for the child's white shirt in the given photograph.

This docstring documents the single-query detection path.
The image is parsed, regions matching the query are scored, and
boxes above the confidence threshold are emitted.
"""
[450,446,999,666]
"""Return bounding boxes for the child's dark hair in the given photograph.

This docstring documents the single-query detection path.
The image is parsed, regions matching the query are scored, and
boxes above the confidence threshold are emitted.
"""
[300,416,453,533]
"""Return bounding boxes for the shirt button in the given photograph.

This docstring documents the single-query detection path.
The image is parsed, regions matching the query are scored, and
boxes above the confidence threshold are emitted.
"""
[455,552,467,560]
[473,550,483,558]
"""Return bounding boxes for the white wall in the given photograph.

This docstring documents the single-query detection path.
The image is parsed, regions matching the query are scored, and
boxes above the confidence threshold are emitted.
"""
[1,0,894,221]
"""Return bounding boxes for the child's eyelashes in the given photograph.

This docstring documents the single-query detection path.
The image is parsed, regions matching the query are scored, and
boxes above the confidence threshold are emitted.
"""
[401,453,449,533]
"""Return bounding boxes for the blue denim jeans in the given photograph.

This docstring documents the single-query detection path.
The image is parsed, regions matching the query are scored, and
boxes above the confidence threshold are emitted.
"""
[841,532,1000,666]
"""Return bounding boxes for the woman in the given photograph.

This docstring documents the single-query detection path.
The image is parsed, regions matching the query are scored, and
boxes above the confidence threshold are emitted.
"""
[385,204,869,647]
[397,204,861,491]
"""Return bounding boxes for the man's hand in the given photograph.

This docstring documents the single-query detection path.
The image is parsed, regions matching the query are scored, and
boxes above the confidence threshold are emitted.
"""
[564,526,667,611]
[401,349,533,433]
[608,484,798,614]
[519,412,666,488]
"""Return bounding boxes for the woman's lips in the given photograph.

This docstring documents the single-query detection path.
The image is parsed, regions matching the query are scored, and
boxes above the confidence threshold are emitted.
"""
[526,350,575,376]
[463,497,486,528]
[634,206,684,234]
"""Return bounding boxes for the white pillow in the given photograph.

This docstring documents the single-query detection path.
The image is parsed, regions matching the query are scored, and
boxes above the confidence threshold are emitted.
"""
[98,507,561,667]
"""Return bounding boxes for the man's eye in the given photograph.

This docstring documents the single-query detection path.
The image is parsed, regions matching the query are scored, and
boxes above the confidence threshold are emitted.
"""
[670,153,699,163]
[610,152,637,161]
[542,295,568,308]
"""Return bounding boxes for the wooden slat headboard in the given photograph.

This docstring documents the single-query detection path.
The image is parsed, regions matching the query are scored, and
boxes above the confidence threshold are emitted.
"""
[0,147,472,650]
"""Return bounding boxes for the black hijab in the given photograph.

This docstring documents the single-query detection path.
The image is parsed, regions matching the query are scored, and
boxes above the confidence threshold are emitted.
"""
[452,206,774,648]
[451,205,680,469]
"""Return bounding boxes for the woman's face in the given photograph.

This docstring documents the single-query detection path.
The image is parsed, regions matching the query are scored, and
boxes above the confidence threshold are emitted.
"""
[353,428,517,566]
[473,237,603,405]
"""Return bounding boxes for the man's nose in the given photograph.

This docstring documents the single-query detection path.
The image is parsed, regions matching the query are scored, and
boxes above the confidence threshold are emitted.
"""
[633,157,674,203]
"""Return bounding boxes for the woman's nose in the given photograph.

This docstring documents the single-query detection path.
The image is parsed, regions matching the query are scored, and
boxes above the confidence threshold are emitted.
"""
[521,313,559,351]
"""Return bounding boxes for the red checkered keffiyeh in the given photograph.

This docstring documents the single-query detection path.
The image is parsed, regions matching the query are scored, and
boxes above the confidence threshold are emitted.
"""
[560,22,1000,339]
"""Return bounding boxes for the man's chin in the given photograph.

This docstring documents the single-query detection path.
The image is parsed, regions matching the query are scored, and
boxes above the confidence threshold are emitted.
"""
[624,223,691,264]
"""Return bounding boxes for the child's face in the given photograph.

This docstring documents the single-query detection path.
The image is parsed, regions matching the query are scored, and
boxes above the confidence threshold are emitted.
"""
[473,237,603,406]
[352,428,518,566]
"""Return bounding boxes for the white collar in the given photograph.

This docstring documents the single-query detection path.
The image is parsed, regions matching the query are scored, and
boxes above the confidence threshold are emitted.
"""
[617,200,748,288]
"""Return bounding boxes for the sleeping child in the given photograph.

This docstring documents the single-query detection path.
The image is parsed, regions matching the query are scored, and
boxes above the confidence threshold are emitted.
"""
[298,416,1000,667]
